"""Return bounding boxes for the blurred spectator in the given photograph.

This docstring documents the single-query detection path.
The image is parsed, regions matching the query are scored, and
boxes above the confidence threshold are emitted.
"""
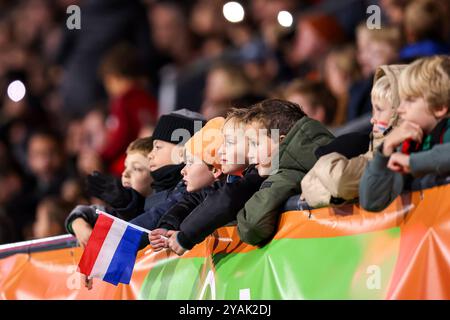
[32,196,73,239]
[201,62,252,119]
[0,209,15,244]
[290,14,346,79]
[379,0,412,26]
[347,24,402,123]
[400,0,450,62]
[58,0,153,117]
[97,43,158,176]
[323,44,361,125]
[282,79,337,127]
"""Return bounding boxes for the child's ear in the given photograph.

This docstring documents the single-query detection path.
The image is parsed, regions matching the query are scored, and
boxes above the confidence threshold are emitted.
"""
[212,167,223,179]
[279,135,286,143]
[433,105,449,119]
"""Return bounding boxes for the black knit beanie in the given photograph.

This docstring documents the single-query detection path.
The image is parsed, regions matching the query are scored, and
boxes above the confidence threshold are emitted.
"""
[152,109,206,145]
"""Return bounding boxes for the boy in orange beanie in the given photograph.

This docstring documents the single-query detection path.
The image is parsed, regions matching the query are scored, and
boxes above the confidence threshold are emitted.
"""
[149,117,226,250]
[181,117,225,192]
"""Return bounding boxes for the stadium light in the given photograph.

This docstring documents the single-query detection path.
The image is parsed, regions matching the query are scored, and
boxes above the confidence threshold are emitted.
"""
[7,80,26,102]
[223,2,245,23]
[277,11,293,28]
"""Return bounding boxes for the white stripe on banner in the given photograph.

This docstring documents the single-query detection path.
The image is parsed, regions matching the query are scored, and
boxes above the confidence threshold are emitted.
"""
[89,218,128,279]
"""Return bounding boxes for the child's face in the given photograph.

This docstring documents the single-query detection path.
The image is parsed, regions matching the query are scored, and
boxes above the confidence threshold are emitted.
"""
[246,121,280,177]
[217,118,249,175]
[147,139,181,172]
[370,99,394,133]
[181,153,218,192]
[397,97,446,134]
[122,152,152,197]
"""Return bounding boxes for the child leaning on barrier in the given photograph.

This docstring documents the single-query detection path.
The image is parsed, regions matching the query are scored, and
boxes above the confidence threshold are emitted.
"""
[360,55,450,212]
[236,100,335,246]
[300,64,406,208]
[162,99,314,255]
[149,117,226,250]
[65,137,154,248]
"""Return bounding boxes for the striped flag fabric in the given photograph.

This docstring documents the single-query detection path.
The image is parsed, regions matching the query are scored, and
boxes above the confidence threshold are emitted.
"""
[78,210,147,286]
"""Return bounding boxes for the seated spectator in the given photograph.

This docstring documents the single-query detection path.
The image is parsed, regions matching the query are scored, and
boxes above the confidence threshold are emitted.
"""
[282,79,338,127]
[360,55,450,212]
[400,0,450,62]
[301,64,406,208]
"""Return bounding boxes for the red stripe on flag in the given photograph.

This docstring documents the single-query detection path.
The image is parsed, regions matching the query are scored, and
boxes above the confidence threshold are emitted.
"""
[78,214,114,276]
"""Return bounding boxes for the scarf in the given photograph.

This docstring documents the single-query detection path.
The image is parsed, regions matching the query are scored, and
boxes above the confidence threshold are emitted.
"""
[401,118,450,155]
[150,164,185,193]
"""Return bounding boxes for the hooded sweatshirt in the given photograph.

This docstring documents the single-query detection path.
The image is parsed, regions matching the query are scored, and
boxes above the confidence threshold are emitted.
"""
[300,64,407,208]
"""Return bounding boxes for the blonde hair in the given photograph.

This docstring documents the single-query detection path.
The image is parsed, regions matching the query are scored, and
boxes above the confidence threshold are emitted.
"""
[327,44,361,82]
[356,24,402,50]
[398,55,450,113]
[126,137,153,156]
[371,76,394,107]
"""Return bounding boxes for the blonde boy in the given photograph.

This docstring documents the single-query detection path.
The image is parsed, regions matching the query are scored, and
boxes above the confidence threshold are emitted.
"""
[360,55,450,212]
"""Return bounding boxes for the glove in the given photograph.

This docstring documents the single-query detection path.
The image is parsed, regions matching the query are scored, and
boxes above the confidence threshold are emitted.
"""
[86,171,132,208]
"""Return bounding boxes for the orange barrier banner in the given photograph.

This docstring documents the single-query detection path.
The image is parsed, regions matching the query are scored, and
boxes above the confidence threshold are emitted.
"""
[0,184,449,299]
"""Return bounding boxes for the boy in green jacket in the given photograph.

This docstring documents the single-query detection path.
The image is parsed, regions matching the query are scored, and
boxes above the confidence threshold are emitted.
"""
[236,102,335,246]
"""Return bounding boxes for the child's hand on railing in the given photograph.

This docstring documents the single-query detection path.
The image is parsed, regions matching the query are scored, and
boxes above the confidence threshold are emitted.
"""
[72,218,93,249]
[167,231,187,256]
[149,228,169,252]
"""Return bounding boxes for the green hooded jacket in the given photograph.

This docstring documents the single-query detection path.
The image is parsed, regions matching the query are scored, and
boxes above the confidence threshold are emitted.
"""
[236,117,335,245]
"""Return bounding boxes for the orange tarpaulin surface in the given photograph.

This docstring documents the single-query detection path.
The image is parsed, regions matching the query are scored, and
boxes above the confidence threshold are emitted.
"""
[0,184,449,299]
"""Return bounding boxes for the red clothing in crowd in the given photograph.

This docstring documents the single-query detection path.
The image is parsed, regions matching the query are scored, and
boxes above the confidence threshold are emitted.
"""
[100,86,157,176]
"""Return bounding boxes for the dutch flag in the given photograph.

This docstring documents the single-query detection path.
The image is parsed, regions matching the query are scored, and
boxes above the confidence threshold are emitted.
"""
[78,210,148,286]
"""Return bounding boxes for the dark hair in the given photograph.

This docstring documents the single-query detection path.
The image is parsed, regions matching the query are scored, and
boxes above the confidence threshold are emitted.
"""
[27,129,62,151]
[99,43,146,79]
[38,196,73,229]
[243,99,306,136]
[283,80,337,125]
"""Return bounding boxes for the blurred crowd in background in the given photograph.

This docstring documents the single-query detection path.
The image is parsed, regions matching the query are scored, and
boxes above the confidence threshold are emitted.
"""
[0,0,449,244]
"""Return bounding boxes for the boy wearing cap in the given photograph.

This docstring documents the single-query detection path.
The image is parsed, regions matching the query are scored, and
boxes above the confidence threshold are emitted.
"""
[85,109,205,229]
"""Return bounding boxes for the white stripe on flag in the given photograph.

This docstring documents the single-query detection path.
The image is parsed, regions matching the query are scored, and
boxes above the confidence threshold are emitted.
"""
[89,218,128,279]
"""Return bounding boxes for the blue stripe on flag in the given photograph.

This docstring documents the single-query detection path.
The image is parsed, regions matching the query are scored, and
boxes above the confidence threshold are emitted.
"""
[103,225,143,285]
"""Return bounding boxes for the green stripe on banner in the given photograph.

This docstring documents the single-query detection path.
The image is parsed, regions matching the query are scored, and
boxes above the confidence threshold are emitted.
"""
[139,228,401,300]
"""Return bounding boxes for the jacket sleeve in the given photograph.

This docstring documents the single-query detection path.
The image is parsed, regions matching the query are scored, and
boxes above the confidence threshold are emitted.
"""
[410,143,450,177]
[112,189,146,221]
[237,168,304,246]
[65,204,104,234]
[177,172,265,250]
[157,191,206,230]
[359,151,405,212]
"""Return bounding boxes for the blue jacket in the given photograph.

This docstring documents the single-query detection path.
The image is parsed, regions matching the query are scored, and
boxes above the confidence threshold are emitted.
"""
[130,181,189,248]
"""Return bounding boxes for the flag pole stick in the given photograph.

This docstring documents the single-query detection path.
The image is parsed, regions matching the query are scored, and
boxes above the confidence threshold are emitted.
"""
[95,210,168,240]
